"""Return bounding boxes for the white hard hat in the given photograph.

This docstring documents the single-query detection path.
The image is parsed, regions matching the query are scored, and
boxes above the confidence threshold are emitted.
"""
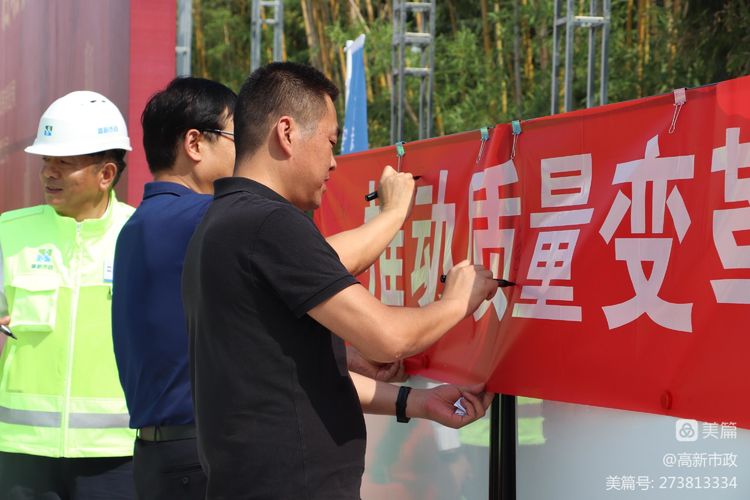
[25,90,132,157]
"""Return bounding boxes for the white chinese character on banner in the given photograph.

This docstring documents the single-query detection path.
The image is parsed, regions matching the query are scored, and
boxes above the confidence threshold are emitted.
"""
[364,180,380,294]
[598,135,694,332]
[363,179,404,305]
[710,128,750,303]
[379,233,404,306]
[410,170,455,306]
[514,154,593,321]
[467,160,521,320]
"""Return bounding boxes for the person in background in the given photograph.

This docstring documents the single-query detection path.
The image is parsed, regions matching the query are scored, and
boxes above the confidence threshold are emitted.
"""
[111,77,237,500]
[0,91,135,499]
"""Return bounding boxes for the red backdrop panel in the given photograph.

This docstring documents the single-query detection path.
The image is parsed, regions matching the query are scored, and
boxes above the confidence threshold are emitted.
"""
[127,0,176,206]
[0,0,130,210]
[0,0,175,211]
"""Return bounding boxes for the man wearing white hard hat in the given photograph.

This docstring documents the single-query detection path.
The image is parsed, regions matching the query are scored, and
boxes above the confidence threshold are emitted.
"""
[0,91,136,499]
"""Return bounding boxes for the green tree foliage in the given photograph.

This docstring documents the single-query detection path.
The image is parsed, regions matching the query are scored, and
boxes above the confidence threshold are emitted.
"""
[192,0,750,148]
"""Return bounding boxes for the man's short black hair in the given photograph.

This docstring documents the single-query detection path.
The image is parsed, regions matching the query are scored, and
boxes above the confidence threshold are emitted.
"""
[141,77,237,174]
[234,62,339,162]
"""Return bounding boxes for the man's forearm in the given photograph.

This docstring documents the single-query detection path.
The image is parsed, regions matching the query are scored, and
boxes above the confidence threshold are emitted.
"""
[351,371,400,415]
[326,206,407,276]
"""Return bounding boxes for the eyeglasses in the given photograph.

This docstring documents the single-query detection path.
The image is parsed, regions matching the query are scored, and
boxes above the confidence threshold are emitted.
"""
[202,129,235,141]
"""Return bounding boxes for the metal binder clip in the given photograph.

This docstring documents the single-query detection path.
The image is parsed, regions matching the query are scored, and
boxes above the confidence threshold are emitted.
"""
[476,127,490,164]
[511,120,522,160]
[395,141,406,172]
[668,88,686,134]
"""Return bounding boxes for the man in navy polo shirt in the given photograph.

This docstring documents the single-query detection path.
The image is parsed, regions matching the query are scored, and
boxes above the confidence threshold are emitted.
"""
[111,77,237,499]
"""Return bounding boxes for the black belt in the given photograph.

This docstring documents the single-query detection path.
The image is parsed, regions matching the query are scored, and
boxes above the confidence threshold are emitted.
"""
[137,424,196,442]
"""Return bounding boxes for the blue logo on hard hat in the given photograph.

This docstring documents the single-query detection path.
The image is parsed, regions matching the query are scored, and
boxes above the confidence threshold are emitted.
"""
[97,125,119,135]
[43,125,53,137]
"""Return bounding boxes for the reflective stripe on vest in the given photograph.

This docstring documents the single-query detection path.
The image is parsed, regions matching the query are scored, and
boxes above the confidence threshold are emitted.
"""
[0,405,61,427]
[0,406,128,429]
[69,412,130,429]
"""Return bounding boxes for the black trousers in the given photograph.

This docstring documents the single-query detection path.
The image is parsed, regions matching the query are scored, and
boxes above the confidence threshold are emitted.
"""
[133,437,206,500]
[0,451,134,500]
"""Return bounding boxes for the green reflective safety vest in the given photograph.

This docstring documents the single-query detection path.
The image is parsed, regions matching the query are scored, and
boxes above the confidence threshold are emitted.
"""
[0,194,135,458]
[458,396,545,447]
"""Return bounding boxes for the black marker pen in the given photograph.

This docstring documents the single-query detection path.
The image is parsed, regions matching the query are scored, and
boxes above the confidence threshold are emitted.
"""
[440,274,516,287]
[365,176,421,202]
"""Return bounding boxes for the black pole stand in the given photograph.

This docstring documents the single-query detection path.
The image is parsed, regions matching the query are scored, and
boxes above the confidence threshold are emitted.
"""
[489,394,516,500]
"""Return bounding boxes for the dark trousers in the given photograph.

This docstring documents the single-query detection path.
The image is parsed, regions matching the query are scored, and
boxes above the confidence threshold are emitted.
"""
[133,437,206,500]
[0,451,134,500]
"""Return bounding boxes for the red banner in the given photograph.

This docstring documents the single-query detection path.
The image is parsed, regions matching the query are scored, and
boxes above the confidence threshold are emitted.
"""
[316,75,750,428]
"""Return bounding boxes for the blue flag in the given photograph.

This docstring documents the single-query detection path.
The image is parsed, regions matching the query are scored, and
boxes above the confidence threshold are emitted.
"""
[342,34,368,154]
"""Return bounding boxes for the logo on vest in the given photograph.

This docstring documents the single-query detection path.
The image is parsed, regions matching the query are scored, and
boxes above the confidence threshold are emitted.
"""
[31,249,54,271]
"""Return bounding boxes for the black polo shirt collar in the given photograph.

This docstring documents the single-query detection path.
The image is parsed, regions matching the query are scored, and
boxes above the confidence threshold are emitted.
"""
[213,176,290,205]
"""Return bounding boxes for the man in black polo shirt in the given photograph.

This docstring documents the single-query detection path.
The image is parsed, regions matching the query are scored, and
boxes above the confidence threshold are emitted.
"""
[182,62,498,499]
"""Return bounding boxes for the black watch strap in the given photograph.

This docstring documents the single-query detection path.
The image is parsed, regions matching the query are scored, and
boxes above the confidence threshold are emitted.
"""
[396,386,412,423]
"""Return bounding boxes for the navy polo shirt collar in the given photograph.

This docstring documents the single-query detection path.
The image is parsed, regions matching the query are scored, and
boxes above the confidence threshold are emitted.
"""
[143,181,196,200]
